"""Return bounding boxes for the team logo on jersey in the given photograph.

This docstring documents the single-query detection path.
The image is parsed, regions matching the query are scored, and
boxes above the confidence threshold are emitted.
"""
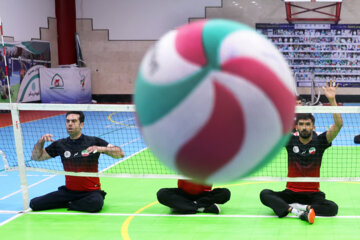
[293,146,299,153]
[64,151,71,158]
[309,147,316,155]
[81,150,89,157]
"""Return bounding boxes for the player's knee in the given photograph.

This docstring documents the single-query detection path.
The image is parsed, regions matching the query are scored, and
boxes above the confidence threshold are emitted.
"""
[156,188,170,204]
[259,189,273,203]
[88,203,103,213]
[222,188,231,203]
[86,194,104,213]
[29,197,43,211]
[71,192,104,213]
[329,202,338,216]
[260,189,273,199]
[29,198,39,211]
[213,188,231,204]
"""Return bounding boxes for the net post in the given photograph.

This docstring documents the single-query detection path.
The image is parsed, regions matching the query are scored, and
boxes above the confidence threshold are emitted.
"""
[10,103,29,210]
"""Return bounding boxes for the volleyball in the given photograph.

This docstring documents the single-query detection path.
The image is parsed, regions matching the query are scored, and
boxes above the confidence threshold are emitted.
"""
[134,19,296,184]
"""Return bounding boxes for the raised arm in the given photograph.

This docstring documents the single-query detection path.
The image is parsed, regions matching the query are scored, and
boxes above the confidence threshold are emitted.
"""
[86,144,124,159]
[323,80,343,143]
[31,134,54,161]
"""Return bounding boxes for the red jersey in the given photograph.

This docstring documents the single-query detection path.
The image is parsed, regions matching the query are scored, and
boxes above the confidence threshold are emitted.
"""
[286,131,331,192]
[45,134,108,191]
[178,179,212,195]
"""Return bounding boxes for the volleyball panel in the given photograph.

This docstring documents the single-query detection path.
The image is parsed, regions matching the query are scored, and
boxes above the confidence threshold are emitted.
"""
[135,19,296,184]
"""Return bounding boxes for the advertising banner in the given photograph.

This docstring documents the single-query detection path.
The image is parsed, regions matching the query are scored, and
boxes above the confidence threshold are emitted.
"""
[40,67,92,103]
[16,65,43,103]
[0,40,50,103]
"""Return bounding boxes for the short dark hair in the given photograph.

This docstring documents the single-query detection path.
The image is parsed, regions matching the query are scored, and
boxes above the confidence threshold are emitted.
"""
[66,111,85,123]
[296,113,315,125]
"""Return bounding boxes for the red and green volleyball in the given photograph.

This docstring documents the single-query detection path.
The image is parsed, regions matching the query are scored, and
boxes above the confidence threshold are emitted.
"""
[134,19,296,184]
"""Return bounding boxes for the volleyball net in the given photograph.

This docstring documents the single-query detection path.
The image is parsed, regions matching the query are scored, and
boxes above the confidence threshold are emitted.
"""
[1,103,360,182]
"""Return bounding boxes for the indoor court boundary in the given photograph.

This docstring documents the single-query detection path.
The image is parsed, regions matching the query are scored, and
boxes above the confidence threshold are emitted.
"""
[0,175,56,200]
[3,211,360,219]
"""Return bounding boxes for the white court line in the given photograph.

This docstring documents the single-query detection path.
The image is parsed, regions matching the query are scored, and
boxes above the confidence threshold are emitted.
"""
[102,147,147,172]
[0,210,21,214]
[120,137,142,148]
[0,214,23,226]
[0,175,56,226]
[26,174,54,177]
[0,175,56,200]
[0,209,30,227]
[5,212,360,219]
[0,174,54,177]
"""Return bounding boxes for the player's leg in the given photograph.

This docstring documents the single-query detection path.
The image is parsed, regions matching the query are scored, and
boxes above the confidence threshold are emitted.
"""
[308,191,338,216]
[30,186,73,211]
[260,189,315,223]
[68,190,107,213]
[157,188,199,213]
[209,188,231,204]
[176,188,231,214]
[196,188,231,206]
[259,189,296,217]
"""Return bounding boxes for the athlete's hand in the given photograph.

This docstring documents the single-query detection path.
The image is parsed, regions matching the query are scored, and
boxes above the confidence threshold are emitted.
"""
[86,146,101,154]
[40,134,54,143]
[322,80,338,103]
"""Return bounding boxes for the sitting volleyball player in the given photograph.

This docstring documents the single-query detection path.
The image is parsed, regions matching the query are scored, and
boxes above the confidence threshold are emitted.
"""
[260,80,343,224]
[30,111,124,212]
[157,179,231,214]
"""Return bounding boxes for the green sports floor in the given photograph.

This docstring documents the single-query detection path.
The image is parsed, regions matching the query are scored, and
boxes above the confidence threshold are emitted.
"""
[1,178,360,240]
[1,111,360,239]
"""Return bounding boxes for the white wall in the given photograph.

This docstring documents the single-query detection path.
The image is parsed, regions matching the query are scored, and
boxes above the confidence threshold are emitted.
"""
[0,0,221,41]
[0,0,55,41]
[75,0,221,40]
[2,0,360,96]
[1,0,359,41]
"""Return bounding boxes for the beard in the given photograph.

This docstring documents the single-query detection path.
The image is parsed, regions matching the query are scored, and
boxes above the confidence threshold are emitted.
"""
[67,128,80,137]
[299,130,312,139]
